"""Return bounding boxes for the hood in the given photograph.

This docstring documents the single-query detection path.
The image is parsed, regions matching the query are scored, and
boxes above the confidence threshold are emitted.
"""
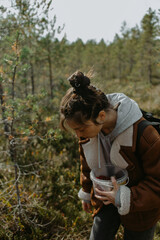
[106,93,142,142]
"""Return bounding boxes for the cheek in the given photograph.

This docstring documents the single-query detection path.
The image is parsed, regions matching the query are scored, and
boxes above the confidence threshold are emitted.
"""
[89,125,101,135]
[94,124,101,131]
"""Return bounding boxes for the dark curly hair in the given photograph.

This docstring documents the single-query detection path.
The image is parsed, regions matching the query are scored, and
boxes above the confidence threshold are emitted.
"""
[60,71,111,130]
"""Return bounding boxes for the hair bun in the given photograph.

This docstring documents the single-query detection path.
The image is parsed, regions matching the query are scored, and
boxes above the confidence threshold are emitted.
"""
[68,71,90,93]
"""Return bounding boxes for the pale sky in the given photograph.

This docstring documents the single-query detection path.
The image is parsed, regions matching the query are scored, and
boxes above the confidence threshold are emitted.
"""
[53,0,160,43]
[1,0,160,43]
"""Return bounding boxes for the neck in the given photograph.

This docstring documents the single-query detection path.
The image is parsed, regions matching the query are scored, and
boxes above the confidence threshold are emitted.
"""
[101,109,117,135]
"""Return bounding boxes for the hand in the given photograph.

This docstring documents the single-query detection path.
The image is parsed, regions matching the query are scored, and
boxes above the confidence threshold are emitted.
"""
[95,176,119,206]
[82,200,92,213]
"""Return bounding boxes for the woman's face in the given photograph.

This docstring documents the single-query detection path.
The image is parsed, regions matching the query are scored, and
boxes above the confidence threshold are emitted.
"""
[66,119,102,139]
[66,109,117,139]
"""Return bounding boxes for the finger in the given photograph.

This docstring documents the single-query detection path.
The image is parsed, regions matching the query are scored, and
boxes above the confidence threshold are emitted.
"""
[111,176,118,191]
[95,195,108,201]
[103,200,112,205]
[95,188,107,196]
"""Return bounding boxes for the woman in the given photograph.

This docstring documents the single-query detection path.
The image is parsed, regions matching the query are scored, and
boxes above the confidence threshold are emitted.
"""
[60,71,160,240]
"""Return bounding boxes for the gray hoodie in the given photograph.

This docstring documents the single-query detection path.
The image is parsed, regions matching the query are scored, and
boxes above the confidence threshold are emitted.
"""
[99,92,142,165]
[106,93,142,141]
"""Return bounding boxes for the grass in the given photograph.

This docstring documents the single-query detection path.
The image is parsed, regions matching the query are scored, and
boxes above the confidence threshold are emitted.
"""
[94,78,160,116]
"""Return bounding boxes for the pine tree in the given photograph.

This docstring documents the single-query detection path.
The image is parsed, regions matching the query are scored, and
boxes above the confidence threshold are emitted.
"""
[139,8,159,84]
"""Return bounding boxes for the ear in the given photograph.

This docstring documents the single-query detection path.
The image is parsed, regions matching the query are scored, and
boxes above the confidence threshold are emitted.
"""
[96,110,106,123]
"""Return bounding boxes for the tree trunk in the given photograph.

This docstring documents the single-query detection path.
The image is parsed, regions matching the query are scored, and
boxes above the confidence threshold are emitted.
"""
[30,62,35,95]
[48,49,53,99]
[10,32,22,218]
[0,84,10,134]
[24,72,28,97]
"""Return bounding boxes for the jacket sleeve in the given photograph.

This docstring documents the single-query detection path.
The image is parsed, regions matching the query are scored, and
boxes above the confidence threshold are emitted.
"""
[130,125,160,213]
[78,143,92,201]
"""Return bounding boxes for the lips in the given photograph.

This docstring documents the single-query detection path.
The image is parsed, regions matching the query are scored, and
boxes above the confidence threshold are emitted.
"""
[80,137,86,140]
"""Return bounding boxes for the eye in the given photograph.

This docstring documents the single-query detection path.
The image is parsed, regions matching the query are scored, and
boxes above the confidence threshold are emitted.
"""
[79,128,84,132]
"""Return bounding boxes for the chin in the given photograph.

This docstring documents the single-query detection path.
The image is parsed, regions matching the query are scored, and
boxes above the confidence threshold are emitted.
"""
[89,134,98,138]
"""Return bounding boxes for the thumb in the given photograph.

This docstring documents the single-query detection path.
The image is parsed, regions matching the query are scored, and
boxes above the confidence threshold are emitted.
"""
[111,176,118,191]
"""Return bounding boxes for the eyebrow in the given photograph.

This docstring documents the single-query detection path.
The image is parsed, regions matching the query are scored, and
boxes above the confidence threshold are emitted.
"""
[73,127,83,130]
[73,123,92,130]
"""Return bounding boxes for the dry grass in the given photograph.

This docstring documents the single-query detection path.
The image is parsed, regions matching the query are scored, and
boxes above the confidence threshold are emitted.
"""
[93,78,160,116]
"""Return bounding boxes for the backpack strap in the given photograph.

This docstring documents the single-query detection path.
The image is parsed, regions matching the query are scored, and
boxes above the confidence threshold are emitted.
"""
[140,109,160,123]
[137,120,151,148]
[137,120,160,151]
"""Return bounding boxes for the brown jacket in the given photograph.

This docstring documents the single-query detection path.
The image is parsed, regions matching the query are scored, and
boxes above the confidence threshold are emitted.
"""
[79,118,160,231]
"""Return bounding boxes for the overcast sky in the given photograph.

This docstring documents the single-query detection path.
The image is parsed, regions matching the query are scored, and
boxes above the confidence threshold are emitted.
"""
[0,0,160,43]
[53,0,160,43]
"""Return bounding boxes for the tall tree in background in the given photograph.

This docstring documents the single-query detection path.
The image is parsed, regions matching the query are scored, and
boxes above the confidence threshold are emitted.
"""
[112,34,124,80]
[38,15,64,99]
[127,26,141,80]
[93,39,108,80]
[66,39,85,74]
[140,8,159,84]
[120,22,140,79]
